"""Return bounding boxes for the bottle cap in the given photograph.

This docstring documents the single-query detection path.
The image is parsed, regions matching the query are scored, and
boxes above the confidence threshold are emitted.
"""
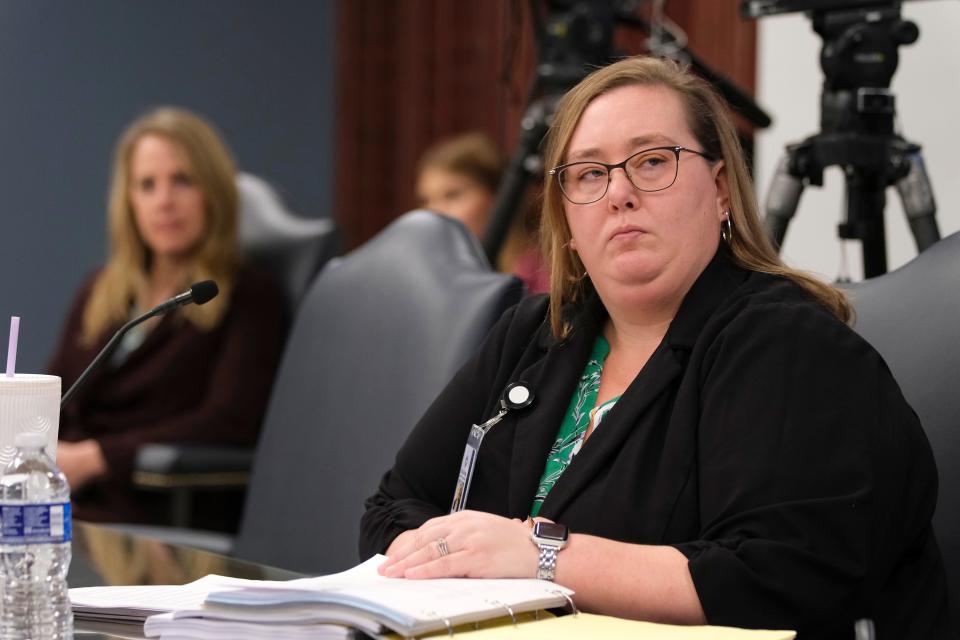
[14,431,47,449]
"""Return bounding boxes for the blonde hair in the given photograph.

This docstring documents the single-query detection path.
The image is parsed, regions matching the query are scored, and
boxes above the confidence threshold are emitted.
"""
[540,56,852,340]
[416,132,502,193]
[81,107,239,344]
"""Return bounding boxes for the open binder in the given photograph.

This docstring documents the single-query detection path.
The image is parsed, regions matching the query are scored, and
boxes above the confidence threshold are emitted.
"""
[71,555,573,638]
[71,555,795,639]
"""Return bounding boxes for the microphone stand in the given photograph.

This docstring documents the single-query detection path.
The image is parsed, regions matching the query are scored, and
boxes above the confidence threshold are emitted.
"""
[60,305,168,409]
[60,281,218,409]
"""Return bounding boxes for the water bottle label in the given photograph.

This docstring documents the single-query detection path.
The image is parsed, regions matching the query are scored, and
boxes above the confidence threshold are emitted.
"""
[0,502,72,544]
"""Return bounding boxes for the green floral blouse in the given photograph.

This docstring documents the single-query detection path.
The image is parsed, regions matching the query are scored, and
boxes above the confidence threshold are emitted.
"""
[530,334,620,517]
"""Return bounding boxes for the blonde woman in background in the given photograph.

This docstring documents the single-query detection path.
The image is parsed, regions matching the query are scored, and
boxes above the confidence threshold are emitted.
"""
[49,107,285,525]
[416,132,548,293]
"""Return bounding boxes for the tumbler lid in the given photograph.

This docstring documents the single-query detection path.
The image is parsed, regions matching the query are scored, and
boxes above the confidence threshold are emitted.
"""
[14,431,46,449]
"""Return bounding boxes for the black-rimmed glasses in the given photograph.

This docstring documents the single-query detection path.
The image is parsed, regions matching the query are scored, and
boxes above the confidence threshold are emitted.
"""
[549,145,714,205]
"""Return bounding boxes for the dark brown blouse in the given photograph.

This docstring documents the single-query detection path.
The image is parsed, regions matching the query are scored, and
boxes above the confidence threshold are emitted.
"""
[48,265,286,524]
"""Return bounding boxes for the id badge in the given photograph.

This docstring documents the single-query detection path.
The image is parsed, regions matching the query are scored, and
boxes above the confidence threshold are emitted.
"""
[448,382,534,514]
[449,424,486,513]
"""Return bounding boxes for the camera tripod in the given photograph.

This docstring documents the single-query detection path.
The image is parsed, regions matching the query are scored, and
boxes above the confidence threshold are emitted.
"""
[761,3,940,278]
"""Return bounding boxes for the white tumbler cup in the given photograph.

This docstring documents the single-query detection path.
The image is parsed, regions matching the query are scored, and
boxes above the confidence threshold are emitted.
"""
[0,374,61,467]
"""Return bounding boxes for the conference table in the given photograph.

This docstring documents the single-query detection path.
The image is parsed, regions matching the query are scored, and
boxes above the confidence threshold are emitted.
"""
[69,521,304,639]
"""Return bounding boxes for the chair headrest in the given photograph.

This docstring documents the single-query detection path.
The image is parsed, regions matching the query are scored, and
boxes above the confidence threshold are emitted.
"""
[235,172,340,314]
[237,172,335,241]
[323,209,489,275]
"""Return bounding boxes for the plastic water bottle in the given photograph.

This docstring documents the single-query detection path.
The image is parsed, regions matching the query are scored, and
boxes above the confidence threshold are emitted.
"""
[0,432,74,639]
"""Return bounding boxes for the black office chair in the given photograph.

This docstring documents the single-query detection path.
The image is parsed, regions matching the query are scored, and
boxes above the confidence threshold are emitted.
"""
[130,173,341,527]
[845,230,960,627]
[232,210,524,572]
[236,172,341,317]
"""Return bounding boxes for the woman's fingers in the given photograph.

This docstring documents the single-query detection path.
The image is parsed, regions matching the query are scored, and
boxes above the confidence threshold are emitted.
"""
[378,511,538,580]
[403,552,464,579]
[383,528,417,560]
[381,535,458,577]
[379,519,455,573]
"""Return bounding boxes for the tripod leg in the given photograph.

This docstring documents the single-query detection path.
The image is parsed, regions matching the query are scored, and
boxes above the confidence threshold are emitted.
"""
[483,100,551,264]
[842,174,888,278]
[763,154,805,251]
[894,150,941,252]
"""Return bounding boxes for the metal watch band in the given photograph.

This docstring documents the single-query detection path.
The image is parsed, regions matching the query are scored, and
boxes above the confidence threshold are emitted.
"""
[536,544,560,581]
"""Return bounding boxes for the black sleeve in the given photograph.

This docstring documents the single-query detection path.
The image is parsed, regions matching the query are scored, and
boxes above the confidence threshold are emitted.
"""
[673,302,938,631]
[359,303,524,559]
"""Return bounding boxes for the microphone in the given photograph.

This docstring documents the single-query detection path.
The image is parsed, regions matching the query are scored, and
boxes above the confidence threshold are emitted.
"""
[153,280,219,313]
[60,281,219,409]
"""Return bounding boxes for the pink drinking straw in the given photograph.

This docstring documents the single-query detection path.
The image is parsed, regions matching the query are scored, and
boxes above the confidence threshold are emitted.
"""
[5,316,19,377]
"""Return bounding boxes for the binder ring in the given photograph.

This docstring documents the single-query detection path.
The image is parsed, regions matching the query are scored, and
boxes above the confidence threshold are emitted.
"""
[423,609,454,636]
[550,589,579,616]
[486,599,518,626]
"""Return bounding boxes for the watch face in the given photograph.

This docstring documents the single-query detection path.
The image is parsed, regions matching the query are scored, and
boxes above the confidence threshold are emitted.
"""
[533,521,568,542]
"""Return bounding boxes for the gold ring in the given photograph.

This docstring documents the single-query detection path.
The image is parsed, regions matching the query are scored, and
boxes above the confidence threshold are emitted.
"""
[436,537,450,557]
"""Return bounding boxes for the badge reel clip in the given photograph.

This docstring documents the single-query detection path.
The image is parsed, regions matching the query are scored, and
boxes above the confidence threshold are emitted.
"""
[449,382,534,513]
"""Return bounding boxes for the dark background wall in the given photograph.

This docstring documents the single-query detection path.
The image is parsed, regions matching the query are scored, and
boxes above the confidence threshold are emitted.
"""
[0,0,335,372]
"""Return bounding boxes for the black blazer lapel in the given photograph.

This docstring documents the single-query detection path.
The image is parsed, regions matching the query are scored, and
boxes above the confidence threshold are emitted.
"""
[506,311,599,518]
[534,252,747,522]
[537,338,684,519]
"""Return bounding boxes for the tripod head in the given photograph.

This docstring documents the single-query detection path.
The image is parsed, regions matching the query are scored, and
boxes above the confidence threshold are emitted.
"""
[815,5,918,93]
[815,4,919,140]
[745,1,921,131]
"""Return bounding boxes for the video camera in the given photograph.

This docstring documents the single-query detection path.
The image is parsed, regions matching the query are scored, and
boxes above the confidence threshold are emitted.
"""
[741,0,928,19]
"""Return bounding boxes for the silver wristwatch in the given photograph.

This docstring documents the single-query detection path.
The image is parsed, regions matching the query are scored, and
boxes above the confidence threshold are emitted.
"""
[531,521,568,581]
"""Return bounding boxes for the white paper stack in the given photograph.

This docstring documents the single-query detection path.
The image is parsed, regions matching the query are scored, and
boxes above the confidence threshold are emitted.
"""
[70,555,574,639]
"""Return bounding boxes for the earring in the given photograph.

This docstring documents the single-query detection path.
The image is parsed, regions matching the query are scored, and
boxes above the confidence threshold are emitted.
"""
[721,212,733,243]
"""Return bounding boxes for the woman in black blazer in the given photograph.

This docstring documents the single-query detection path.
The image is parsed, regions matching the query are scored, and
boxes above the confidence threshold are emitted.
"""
[361,57,950,638]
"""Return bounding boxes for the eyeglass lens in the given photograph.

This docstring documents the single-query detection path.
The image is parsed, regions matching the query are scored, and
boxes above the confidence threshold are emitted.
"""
[557,148,680,204]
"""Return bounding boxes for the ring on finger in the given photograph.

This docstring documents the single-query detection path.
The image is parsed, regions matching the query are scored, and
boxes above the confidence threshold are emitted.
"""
[435,537,450,558]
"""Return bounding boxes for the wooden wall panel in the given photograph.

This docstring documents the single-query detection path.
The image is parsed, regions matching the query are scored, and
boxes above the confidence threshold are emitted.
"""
[336,0,757,250]
[667,0,757,95]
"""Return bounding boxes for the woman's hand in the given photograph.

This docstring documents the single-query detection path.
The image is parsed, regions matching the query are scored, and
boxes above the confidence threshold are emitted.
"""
[385,528,419,557]
[56,439,107,490]
[378,510,539,579]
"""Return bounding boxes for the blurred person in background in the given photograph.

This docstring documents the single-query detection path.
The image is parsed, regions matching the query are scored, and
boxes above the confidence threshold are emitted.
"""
[416,132,548,293]
[49,107,286,525]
